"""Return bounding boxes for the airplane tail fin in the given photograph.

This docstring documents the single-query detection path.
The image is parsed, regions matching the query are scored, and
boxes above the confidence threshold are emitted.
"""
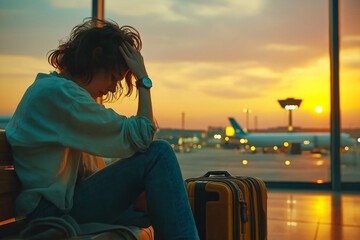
[229,117,248,136]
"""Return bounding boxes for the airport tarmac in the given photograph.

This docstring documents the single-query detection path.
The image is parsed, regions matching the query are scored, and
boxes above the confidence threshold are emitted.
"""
[176,148,360,182]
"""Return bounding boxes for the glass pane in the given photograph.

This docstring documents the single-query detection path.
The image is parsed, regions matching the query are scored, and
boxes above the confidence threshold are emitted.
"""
[340,0,360,183]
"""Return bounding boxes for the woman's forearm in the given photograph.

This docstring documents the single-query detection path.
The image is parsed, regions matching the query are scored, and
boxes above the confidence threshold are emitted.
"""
[137,87,154,124]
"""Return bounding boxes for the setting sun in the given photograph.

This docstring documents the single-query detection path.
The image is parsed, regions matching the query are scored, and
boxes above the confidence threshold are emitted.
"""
[315,106,323,113]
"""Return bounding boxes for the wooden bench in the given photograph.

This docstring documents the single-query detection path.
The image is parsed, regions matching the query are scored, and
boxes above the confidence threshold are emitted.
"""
[0,129,26,238]
[0,129,153,239]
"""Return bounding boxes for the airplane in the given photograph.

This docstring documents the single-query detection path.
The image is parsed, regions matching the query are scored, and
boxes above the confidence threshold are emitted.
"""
[227,117,356,152]
[0,115,12,129]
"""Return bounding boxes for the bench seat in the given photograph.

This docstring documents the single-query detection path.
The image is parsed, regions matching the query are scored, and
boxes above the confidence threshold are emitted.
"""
[0,129,153,239]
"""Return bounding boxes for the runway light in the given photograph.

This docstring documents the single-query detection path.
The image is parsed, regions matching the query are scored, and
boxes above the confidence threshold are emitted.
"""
[225,137,229,141]
[316,180,324,184]
[304,140,310,145]
[312,153,322,158]
[316,160,324,166]
[214,134,222,140]
[285,160,291,166]
[240,138,246,144]
[273,146,278,151]
[245,145,250,150]
[284,142,289,147]
[242,160,248,165]
[198,145,202,149]
[288,126,293,131]
[251,146,256,151]
[315,106,323,113]
[344,146,349,151]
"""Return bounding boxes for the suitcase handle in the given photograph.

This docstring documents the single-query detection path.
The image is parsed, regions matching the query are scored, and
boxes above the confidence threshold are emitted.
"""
[202,171,231,177]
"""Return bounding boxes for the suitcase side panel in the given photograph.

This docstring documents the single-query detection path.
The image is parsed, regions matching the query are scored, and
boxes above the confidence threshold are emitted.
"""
[186,180,238,240]
[251,177,267,240]
[237,177,267,240]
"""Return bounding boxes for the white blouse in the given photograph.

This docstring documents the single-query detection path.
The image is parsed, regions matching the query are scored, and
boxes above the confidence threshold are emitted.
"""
[6,72,157,217]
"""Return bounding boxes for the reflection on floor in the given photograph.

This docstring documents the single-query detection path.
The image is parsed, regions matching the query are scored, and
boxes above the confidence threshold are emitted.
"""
[268,191,360,240]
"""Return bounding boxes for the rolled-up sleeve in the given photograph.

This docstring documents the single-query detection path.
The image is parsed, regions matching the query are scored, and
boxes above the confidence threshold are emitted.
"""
[55,82,157,158]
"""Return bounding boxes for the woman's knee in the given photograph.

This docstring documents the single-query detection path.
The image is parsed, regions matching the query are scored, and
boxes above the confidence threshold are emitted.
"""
[148,140,179,167]
[149,140,174,153]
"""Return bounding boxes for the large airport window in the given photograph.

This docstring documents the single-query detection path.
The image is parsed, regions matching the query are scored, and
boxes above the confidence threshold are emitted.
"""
[104,0,359,185]
[0,1,359,188]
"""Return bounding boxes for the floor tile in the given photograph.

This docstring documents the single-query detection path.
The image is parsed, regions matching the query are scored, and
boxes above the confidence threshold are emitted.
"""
[341,195,360,227]
[316,223,360,240]
[268,219,317,240]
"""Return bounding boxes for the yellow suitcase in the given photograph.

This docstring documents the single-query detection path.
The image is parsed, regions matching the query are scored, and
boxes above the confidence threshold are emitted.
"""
[186,171,267,240]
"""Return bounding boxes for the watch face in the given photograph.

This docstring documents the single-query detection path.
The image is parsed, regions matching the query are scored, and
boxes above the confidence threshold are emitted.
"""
[142,78,152,88]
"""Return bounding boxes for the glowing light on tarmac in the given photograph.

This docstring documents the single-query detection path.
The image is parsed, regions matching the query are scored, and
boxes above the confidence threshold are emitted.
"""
[242,160,248,165]
[317,180,324,184]
[315,106,323,113]
[285,160,291,166]
[214,134,222,140]
[284,142,289,147]
[316,160,324,166]
[312,153,322,158]
[273,146,278,150]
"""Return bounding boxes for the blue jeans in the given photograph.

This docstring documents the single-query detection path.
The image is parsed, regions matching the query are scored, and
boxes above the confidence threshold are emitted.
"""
[27,140,199,240]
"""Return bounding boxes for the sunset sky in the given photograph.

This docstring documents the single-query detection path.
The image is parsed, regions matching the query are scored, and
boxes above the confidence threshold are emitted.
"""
[0,0,359,130]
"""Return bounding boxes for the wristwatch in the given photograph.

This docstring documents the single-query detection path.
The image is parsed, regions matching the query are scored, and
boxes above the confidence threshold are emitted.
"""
[136,77,152,89]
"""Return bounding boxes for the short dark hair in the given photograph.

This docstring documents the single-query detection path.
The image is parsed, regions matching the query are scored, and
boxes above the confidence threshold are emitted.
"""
[48,18,142,100]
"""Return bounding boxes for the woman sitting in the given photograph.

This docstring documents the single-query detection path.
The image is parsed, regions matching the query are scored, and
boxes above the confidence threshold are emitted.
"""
[6,18,199,240]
